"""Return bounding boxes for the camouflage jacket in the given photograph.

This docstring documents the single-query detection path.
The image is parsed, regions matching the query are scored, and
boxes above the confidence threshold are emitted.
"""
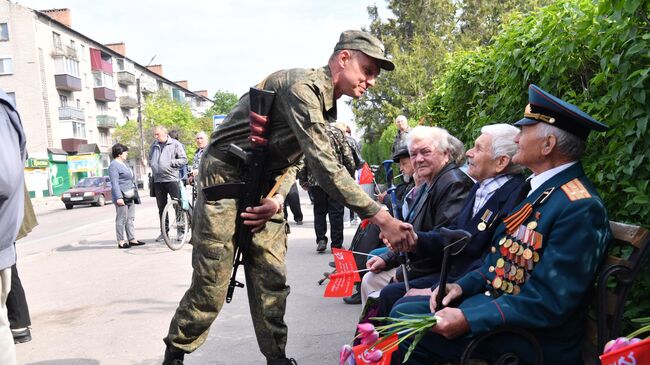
[208,66,380,218]
[297,125,356,188]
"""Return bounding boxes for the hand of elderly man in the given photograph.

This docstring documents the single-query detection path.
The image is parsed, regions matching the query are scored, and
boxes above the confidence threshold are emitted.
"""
[430,307,470,339]
[430,283,463,312]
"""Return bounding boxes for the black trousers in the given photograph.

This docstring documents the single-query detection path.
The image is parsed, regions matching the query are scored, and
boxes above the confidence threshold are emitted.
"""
[283,183,303,222]
[154,181,181,233]
[377,273,440,317]
[7,261,31,329]
[311,185,344,248]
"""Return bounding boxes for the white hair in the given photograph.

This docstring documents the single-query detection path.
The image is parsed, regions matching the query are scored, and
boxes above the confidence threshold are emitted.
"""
[536,123,586,160]
[447,134,466,165]
[480,123,524,174]
[395,115,407,124]
[196,131,208,139]
[407,126,450,154]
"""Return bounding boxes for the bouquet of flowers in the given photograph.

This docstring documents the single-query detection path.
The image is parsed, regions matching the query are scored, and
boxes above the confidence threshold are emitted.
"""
[340,314,438,365]
[600,317,650,364]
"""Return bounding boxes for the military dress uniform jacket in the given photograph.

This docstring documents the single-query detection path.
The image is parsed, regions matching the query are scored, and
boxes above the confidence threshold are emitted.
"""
[455,162,611,364]
[208,66,379,218]
[415,174,526,284]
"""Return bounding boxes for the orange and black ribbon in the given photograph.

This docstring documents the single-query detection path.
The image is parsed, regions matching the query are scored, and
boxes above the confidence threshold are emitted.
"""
[502,187,556,235]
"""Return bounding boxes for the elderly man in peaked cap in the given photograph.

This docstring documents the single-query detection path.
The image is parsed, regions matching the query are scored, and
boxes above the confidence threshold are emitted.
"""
[162,30,416,365]
[390,84,612,365]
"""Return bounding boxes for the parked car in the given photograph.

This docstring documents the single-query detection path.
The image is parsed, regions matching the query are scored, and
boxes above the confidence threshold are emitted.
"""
[61,176,112,209]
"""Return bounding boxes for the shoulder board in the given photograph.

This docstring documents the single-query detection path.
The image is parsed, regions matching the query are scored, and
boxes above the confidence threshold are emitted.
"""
[561,178,592,201]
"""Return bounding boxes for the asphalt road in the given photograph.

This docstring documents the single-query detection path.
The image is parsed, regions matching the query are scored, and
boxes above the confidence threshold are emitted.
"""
[15,190,363,365]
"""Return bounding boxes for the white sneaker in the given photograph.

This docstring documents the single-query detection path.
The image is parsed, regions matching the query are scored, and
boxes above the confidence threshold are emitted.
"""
[155,233,165,242]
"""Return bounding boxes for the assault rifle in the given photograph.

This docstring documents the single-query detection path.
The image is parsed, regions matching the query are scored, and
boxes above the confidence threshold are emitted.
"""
[202,87,276,303]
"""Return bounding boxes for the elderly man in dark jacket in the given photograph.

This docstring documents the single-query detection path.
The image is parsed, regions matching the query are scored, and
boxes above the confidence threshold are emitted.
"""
[360,126,473,304]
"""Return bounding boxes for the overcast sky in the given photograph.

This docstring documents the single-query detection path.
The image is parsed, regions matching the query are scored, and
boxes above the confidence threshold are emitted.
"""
[16,0,389,125]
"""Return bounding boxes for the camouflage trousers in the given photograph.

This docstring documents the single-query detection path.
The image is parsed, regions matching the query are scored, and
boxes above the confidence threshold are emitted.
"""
[164,157,290,361]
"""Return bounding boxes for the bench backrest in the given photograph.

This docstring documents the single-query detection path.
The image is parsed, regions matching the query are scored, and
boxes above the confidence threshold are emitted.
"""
[585,221,650,357]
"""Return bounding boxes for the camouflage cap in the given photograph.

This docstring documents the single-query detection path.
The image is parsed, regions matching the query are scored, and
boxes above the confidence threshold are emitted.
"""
[334,30,395,71]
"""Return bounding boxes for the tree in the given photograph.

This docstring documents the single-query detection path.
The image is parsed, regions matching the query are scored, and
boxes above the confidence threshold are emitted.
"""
[204,90,239,117]
[113,90,198,161]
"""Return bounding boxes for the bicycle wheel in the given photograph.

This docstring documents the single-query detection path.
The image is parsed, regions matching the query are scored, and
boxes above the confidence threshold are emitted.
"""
[161,200,190,250]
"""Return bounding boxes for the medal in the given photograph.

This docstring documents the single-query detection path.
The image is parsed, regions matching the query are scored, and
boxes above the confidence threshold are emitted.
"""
[513,285,521,295]
[527,221,538,230]
[499,237,507,246]
[477,210,493,231]
[492,276,502,290]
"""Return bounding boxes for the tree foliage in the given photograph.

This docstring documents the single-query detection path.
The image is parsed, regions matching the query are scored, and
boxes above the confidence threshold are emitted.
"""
[354,0,552,150]
[113,90,199,161]
[204,90,239,117]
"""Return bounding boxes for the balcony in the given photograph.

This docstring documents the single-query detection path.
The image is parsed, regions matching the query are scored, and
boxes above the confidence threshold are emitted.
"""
[58,106,85,121]
[119,96,137,109]
[96,115,117,128]
[93,87,116,102]
[52,45,78,60]
[117,70,135,85]
[55,74,82,92]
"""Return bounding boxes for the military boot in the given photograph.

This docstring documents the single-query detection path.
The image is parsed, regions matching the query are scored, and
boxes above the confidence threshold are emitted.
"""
[162,347,185,365]
[267,357,297,365]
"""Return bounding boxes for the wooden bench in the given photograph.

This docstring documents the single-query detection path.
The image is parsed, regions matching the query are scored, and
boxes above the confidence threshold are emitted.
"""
[458,221,650,365]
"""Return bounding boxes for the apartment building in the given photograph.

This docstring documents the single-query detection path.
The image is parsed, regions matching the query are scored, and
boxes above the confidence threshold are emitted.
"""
[0,0,213,197]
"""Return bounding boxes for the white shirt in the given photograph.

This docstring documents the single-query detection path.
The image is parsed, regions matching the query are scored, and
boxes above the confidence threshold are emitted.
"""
[528,161,577,196]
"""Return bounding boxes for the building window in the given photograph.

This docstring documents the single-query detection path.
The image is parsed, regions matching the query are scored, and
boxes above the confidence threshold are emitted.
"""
[72,121,86,138]
[0,58,12,75]
[6,92,15,106]
[59,94,68,107]
[52,32,62,49]
[99,130,110,145]
[93,71,114,88]
[0,23,8,41]
[96,101,108,113]
[54,57,80,77]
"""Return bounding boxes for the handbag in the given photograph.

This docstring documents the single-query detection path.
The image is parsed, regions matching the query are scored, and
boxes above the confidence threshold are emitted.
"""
[133,186,141,204]
[122,187,135,199]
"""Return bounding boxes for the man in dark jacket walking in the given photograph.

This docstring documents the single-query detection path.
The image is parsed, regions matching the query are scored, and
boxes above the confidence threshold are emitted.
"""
[148,126,188,241]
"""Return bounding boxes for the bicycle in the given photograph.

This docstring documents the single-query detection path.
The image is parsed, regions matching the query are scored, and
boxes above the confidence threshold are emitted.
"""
[161,179,195,250]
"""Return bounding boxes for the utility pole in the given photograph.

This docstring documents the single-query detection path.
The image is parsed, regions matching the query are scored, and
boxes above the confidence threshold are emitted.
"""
[137,77,145,178]
[136,55,155,191]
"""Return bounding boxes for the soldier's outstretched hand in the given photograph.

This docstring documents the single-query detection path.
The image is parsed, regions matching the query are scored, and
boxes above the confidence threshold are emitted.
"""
[241,197,281,233]
[370,210,416,250]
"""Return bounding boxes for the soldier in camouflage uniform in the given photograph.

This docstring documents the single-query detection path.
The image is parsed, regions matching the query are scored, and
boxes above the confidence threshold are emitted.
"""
[162,30,414,365]
[298,124,356,252]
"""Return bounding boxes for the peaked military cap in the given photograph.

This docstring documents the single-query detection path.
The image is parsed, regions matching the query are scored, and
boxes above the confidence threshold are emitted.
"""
[393,146,410,162]
[334,30,395,71]
[515,84,609,140]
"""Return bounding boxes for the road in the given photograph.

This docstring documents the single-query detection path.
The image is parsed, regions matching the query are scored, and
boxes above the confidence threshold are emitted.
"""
[15,191,363,365]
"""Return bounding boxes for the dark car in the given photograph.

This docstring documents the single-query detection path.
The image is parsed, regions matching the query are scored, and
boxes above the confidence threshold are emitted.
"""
[61,176,112,209]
